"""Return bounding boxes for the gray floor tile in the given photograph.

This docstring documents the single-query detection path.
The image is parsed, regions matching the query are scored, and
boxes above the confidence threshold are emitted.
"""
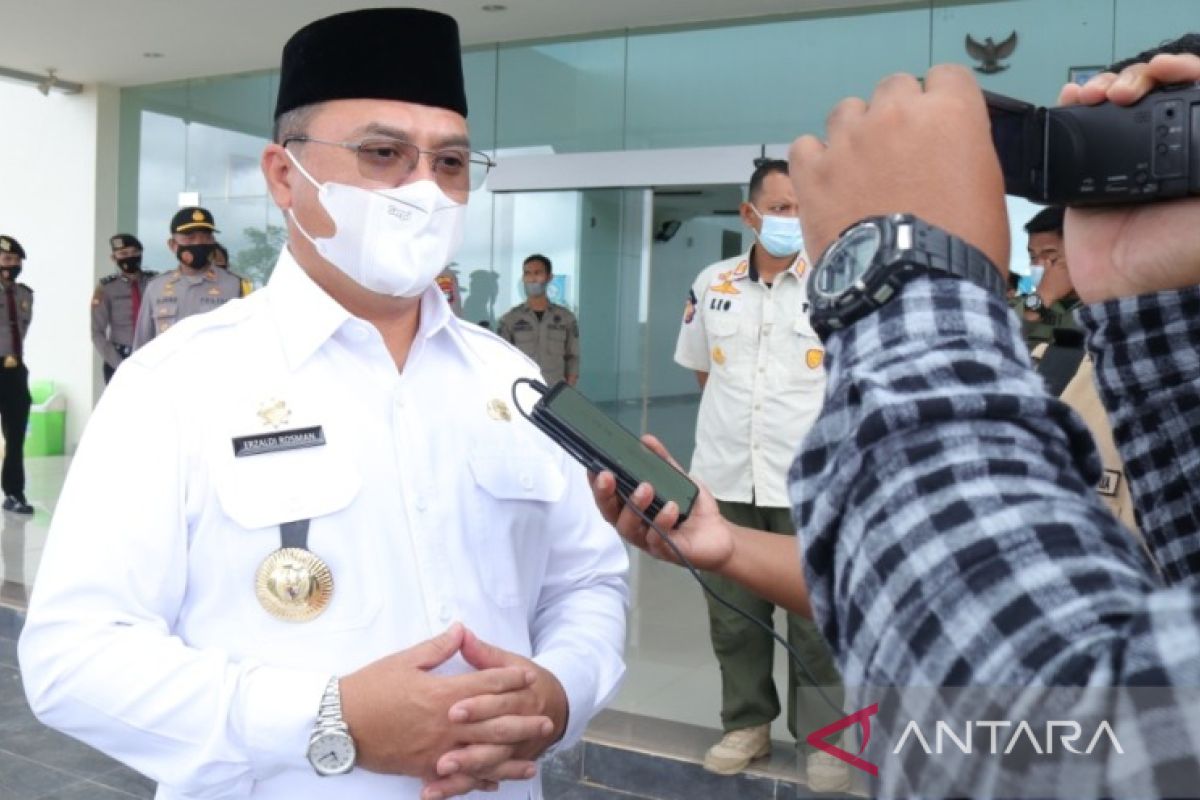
[91,764,156,799]
[0,749,76,800]
[544,772,651,799]
[583,742,776,800]
[28,778,146,799]
[543,740,585,783]
[0,719,123,780]
[0,631,17,668]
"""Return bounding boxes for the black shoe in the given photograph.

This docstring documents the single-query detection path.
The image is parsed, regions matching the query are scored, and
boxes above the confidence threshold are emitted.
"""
[1,497,14,511]
[9,500,32,515]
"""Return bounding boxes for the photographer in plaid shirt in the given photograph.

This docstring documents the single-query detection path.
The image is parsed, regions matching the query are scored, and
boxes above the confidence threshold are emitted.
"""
[593,35,1200,797]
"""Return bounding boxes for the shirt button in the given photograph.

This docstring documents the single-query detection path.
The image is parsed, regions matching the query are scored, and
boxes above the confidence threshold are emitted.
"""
[439,605,453,623]
[520,473,534,491]
[415,495,428,511]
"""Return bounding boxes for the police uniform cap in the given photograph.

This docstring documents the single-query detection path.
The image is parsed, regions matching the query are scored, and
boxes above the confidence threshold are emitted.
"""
[171,207,219,234]
[0,236,26,259]
[110,233,143,251]
[274,8,467,120]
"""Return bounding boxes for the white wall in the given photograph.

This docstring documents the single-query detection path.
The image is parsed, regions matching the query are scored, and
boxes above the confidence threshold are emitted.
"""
[0,79,117,451]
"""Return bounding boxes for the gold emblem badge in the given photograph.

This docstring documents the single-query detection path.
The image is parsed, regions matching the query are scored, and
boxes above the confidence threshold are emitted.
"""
[733,261,748,276]
[192,209,205,222]
[257,398,291,429]
[487,398,511,421]
[0,239,9,252]
[3,356,17,368]
[255,548,333,622]
[710,279,741,296]
[806,348,824,370]
[712,346,726,366]
[795,258,808,276]
[207,286,221,296]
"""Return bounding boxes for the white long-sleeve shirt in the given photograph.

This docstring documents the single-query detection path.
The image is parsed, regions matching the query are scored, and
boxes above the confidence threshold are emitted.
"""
[19,248,629,799]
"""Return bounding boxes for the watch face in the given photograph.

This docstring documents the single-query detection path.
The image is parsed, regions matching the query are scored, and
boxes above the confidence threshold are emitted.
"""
[813,223,882,299]
[309,730,356,776]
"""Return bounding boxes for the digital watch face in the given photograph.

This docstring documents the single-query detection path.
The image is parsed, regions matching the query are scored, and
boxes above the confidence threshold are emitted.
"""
[813,222,881,298]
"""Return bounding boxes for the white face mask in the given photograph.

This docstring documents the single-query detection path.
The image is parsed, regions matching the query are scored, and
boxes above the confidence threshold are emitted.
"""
[750,205,804,258]
[286,150,466,298]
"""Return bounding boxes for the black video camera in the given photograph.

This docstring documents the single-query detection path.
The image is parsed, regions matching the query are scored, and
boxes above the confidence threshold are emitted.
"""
[985,84,1200,206]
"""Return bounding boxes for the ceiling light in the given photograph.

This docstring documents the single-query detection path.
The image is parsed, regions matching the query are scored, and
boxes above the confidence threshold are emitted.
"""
[482,4,507,11]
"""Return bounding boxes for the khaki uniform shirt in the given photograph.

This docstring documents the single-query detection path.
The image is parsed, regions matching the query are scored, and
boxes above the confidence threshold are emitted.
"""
[132,266,243,350]
[674,249,825,508]
[91,271,158,369]
[497,301,580,385]
[1033,343,1140,537]
[0,283,33,362]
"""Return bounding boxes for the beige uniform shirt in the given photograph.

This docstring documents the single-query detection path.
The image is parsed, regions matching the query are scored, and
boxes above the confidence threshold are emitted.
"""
[1034,344,1140,536]
[132,266,243,350]
[92,271,158,368]
[497,302,580,385]
[674,249,825,508]
[0,283,33,361]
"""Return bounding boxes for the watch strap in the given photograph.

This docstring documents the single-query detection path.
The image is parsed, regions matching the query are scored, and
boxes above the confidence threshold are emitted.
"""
[913,221,1009,299]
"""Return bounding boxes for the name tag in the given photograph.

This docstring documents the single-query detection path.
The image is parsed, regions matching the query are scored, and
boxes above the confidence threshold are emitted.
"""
[232,425,326,458]
[1097,468,1121,497]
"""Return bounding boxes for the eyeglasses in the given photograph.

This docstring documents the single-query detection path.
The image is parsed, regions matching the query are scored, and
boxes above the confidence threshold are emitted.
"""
[283,136,495,194]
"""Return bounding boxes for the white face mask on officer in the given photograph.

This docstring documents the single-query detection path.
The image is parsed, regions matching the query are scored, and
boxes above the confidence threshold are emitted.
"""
[749,205,804,259]
[286,149,466,298]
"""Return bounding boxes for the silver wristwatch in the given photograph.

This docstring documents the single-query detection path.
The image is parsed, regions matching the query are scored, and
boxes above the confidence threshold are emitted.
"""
[306,677,357,776]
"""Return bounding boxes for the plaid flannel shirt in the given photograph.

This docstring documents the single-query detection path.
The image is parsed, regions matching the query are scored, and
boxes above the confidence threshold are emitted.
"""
[789,275,1200,796]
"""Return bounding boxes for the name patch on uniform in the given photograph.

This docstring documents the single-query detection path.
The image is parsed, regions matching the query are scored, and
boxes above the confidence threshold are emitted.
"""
[232,426,326,458]
[1097,468,1121,497]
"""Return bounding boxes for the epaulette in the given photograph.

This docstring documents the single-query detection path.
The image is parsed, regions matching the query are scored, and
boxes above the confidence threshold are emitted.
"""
[100,274,121,286]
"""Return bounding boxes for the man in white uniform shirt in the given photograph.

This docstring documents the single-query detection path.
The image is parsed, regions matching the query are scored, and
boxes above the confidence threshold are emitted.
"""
[674,160,845,790]
[19,9,628,800]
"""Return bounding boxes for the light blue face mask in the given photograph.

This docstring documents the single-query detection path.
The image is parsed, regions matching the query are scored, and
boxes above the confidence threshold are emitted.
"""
[751,206,804,258]
[1017,264,1045,296]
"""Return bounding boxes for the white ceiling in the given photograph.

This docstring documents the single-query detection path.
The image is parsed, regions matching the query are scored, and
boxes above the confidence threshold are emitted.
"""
[0,0,907,87]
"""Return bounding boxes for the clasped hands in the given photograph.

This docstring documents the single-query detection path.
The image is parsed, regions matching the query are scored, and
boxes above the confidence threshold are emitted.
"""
[339,623,568,800]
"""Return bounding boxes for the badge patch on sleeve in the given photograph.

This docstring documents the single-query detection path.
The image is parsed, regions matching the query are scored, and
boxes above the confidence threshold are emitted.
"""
[684,289,697,324]
[232,426,327,457]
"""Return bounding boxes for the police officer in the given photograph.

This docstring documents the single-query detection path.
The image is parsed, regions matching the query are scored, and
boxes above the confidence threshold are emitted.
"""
[132,207,244,350]
[92,234,158,383]
[0,236,33,515]
[497,254,580,385]
[212,242,254,297]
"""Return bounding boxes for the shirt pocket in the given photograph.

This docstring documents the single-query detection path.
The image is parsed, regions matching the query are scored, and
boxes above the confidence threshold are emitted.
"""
[211,445,380,634]
[466,448,566,608]
[774,316,825,387]
[546,326,568,356]
[706,314,740,367]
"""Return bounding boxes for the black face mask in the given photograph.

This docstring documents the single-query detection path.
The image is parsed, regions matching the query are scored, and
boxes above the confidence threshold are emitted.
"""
[177,244,216,270]
[0,267,21,282]
[117,255,143,273]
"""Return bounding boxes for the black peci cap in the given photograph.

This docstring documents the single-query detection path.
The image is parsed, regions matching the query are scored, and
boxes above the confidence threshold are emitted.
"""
[274,8,468,120]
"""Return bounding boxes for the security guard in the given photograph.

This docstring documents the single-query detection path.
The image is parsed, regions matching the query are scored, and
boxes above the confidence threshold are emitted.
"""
[20,10,627,800]
[674,160,846,791]
[0,235,33,515]
[92,234,158,383]
[132,207,244,350]
[212,242,255,297]
[497,254,580,385]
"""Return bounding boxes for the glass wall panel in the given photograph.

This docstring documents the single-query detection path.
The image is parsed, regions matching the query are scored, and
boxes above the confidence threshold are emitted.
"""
[931,0,1115,107]
[496,36,626,153]
[624,6,930,149]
